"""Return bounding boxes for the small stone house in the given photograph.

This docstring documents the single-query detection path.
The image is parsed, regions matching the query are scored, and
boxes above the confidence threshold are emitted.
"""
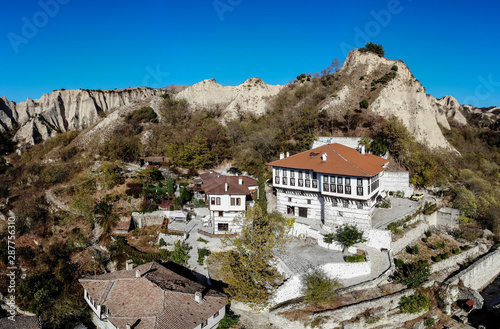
[79,261,227,329]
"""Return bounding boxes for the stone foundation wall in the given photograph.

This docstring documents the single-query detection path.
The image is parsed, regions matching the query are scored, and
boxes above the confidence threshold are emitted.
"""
[131,211,164,228]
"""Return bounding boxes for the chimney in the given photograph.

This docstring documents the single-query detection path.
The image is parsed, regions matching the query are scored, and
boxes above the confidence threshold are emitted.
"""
[321,153,327,162]
[225,183,228,192]
[135,269,141,278]
[126,259,134,271]
[286,152,290,158]
[280,152,285,159]
[195,291,203,305]
[360,145,366,155]
[239,178,243,185]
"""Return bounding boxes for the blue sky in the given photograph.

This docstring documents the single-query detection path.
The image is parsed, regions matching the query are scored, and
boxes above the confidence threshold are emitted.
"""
[1,0,499,107]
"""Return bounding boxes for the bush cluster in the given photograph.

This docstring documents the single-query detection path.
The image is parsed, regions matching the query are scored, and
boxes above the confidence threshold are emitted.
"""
[399,294,431,314]
[345,254,366,262]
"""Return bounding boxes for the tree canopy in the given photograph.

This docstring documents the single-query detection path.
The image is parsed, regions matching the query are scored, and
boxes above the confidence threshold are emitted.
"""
[221,205,293,302]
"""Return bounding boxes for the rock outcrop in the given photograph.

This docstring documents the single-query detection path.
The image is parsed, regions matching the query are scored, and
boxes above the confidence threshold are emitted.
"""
[0,87,161,145]
[333,49,459,150]
[174,77,283,119]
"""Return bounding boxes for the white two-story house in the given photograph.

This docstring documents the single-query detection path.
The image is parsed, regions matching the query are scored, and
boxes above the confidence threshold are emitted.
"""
[267,143,389,230]
[202,175,258,234]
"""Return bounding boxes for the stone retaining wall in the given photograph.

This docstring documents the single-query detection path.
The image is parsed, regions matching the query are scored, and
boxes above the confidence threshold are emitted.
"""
[380,171,413,197]
[270,288,423,329]
[391,219,430,253]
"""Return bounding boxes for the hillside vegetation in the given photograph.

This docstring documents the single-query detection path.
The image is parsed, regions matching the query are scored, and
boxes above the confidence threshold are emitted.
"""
[1,44,500,327]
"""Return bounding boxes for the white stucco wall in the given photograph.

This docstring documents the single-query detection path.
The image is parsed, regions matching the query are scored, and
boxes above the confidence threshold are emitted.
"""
[380,171,413,197]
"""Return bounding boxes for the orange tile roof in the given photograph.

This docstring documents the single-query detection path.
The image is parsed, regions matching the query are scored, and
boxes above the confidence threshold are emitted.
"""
[79,262,226,329]
[202,175,257,195]
[267,144,388,177]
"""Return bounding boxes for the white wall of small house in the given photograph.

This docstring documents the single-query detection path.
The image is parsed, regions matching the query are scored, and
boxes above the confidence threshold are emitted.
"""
[192,305,226,329]
[84,289,101,319]
[91,313,117,329]
[276,189,323,220]
[207,194,246,212]
[212,211,243,233]
[323,198,373,230]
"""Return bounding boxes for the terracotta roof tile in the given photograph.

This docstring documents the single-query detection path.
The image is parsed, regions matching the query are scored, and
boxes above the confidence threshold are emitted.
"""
[79,262,227,329]
[202,176,257,195]
[267,143,388,177]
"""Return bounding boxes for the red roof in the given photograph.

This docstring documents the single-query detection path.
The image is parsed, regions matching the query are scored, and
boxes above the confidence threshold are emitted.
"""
[267,144,388,177]
[79,262,226,329]
[202,175,257,195]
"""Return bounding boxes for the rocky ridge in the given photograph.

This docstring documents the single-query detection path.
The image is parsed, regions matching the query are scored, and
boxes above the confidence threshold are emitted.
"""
[0,87,161,145]
[174,77,283,120]
[325,49,467,150]
[0,50,491,149]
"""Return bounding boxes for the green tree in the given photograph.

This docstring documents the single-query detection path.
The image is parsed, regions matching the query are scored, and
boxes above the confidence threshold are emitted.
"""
[363,42,385,57]
[172,241,189,265]
[337,225,367,248]
[180,186,190,203]
[452,186,478,218]
[166,176,174,198]
[257,166,268,214]
[221,206,293,302]
[302,268,342,304]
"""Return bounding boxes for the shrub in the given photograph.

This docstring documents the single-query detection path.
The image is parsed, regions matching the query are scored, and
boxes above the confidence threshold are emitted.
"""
[302,268,342,304]
[461,245,471,251]
[453,248,460,254]
[395,258,404,268]
[442,252,449,260]
[218,312,240,329]
[407,245,419,255]
[197,237,208,244]
[425,230,432,237]
[159,238,166,246]
[392,260,430,287]
[399,294,431,314]
[125,106,158,124]
[323,233,335,244]
[391,65,398,71]
[422,237,428,243]
[372,71,397,85]
[423,203,437,215]
[197,248,211,265]
[345,254,365,262]
[360,99,369,109]
[424,317,436,326]
[433,255,442,262]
